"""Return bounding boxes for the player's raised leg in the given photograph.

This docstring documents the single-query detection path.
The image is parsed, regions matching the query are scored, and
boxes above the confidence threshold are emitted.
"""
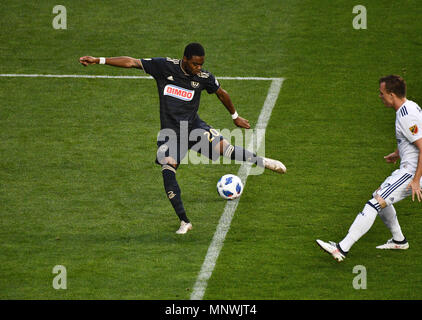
[316,197,382,262]
[337,198,381,254]
[218,139,286,173]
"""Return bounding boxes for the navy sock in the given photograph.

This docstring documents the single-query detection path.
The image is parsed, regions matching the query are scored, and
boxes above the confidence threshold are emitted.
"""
[223,145,264,166]
[161,166,189,223]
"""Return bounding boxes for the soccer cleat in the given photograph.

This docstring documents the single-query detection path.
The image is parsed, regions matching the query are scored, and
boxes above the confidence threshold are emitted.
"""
[376,238,409,250]
[262,157,287,174]
[176,221,192,234]
[316,239,346,262]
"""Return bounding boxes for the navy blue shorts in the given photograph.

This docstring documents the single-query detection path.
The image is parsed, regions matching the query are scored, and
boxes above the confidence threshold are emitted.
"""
[155,118,224,166]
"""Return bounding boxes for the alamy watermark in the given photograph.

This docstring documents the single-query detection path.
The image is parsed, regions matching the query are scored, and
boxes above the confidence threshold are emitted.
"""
[352,265,367,289]
[52,5,67,30]
[352,5,367,30]
[52,265,67,290]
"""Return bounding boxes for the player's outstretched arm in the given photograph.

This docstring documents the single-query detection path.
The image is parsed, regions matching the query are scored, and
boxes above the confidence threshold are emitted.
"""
[79,56,143,69]
[215,87,250,129]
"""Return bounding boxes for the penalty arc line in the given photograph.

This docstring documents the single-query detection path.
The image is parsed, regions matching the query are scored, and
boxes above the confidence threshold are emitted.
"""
[190,78,285,300]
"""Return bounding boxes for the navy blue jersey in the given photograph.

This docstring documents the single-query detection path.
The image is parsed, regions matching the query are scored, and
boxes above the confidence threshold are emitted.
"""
[141,57,220,132]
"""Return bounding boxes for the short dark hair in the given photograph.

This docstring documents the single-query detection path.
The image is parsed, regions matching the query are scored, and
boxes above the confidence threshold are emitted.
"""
[183,43,205,59]
[379,75,406,98]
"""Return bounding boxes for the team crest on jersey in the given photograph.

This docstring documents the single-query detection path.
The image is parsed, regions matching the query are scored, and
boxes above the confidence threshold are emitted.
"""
[197,71,210,79]
[164,84,195,101]
[166,57,179,65]
[191,81,200,88]
[409,124,419,135]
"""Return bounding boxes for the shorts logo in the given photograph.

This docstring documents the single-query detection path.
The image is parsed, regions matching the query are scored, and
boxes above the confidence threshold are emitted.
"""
[164,84,194,101]
[167,191,176,199]
[409,124,419,135]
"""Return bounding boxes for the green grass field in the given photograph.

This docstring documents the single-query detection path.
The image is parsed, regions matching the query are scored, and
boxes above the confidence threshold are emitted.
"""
[1,0,422,300]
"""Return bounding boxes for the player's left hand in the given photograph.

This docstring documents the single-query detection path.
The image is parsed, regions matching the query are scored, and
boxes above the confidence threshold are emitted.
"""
[406,179,422,202]
[234,116,250,129]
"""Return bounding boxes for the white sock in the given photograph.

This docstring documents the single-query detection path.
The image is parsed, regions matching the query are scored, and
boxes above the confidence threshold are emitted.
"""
[378,205,405,242]
[339,200,379,252]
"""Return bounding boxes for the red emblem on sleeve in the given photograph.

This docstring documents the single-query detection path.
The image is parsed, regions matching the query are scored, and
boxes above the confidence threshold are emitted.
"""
[409,124,419,135]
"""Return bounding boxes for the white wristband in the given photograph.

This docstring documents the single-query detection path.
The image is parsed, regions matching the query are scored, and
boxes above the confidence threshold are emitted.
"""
[231,111,239,120]
[99,57,106,65]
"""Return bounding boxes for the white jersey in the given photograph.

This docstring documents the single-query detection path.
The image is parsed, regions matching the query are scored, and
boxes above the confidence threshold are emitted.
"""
[395,99,422,172]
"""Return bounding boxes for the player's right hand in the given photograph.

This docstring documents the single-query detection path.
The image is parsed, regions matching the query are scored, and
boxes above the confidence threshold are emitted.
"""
[234,116,250,129]
[384,151,399,164]
[79,56,98,66]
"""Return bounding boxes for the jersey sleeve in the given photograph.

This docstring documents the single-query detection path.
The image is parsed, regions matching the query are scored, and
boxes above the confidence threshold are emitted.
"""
[140,57,166,79]
[399,114,422,143]
[205,73,221,94]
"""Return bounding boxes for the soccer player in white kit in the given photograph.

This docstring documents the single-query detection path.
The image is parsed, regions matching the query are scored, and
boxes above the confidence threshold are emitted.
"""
[317,75,422,262]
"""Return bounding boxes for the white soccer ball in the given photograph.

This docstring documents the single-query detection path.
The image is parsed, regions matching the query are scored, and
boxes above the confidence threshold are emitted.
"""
[216,174,244,200]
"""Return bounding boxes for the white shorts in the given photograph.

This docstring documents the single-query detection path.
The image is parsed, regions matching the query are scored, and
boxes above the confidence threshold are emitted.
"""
[374,169,421,206]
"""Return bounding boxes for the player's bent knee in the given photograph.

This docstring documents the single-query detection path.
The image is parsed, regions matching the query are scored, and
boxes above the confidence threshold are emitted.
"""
[374,194,387,209]
[215,139,229,155]
[372,187,381,198]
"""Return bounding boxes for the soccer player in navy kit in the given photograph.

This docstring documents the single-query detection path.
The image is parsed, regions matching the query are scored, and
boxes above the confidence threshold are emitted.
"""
[80,43,286,234]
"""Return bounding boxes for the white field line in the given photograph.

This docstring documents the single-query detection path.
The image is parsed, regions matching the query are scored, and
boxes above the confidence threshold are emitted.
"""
[0,73,281,81]
[190,78,284,300]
